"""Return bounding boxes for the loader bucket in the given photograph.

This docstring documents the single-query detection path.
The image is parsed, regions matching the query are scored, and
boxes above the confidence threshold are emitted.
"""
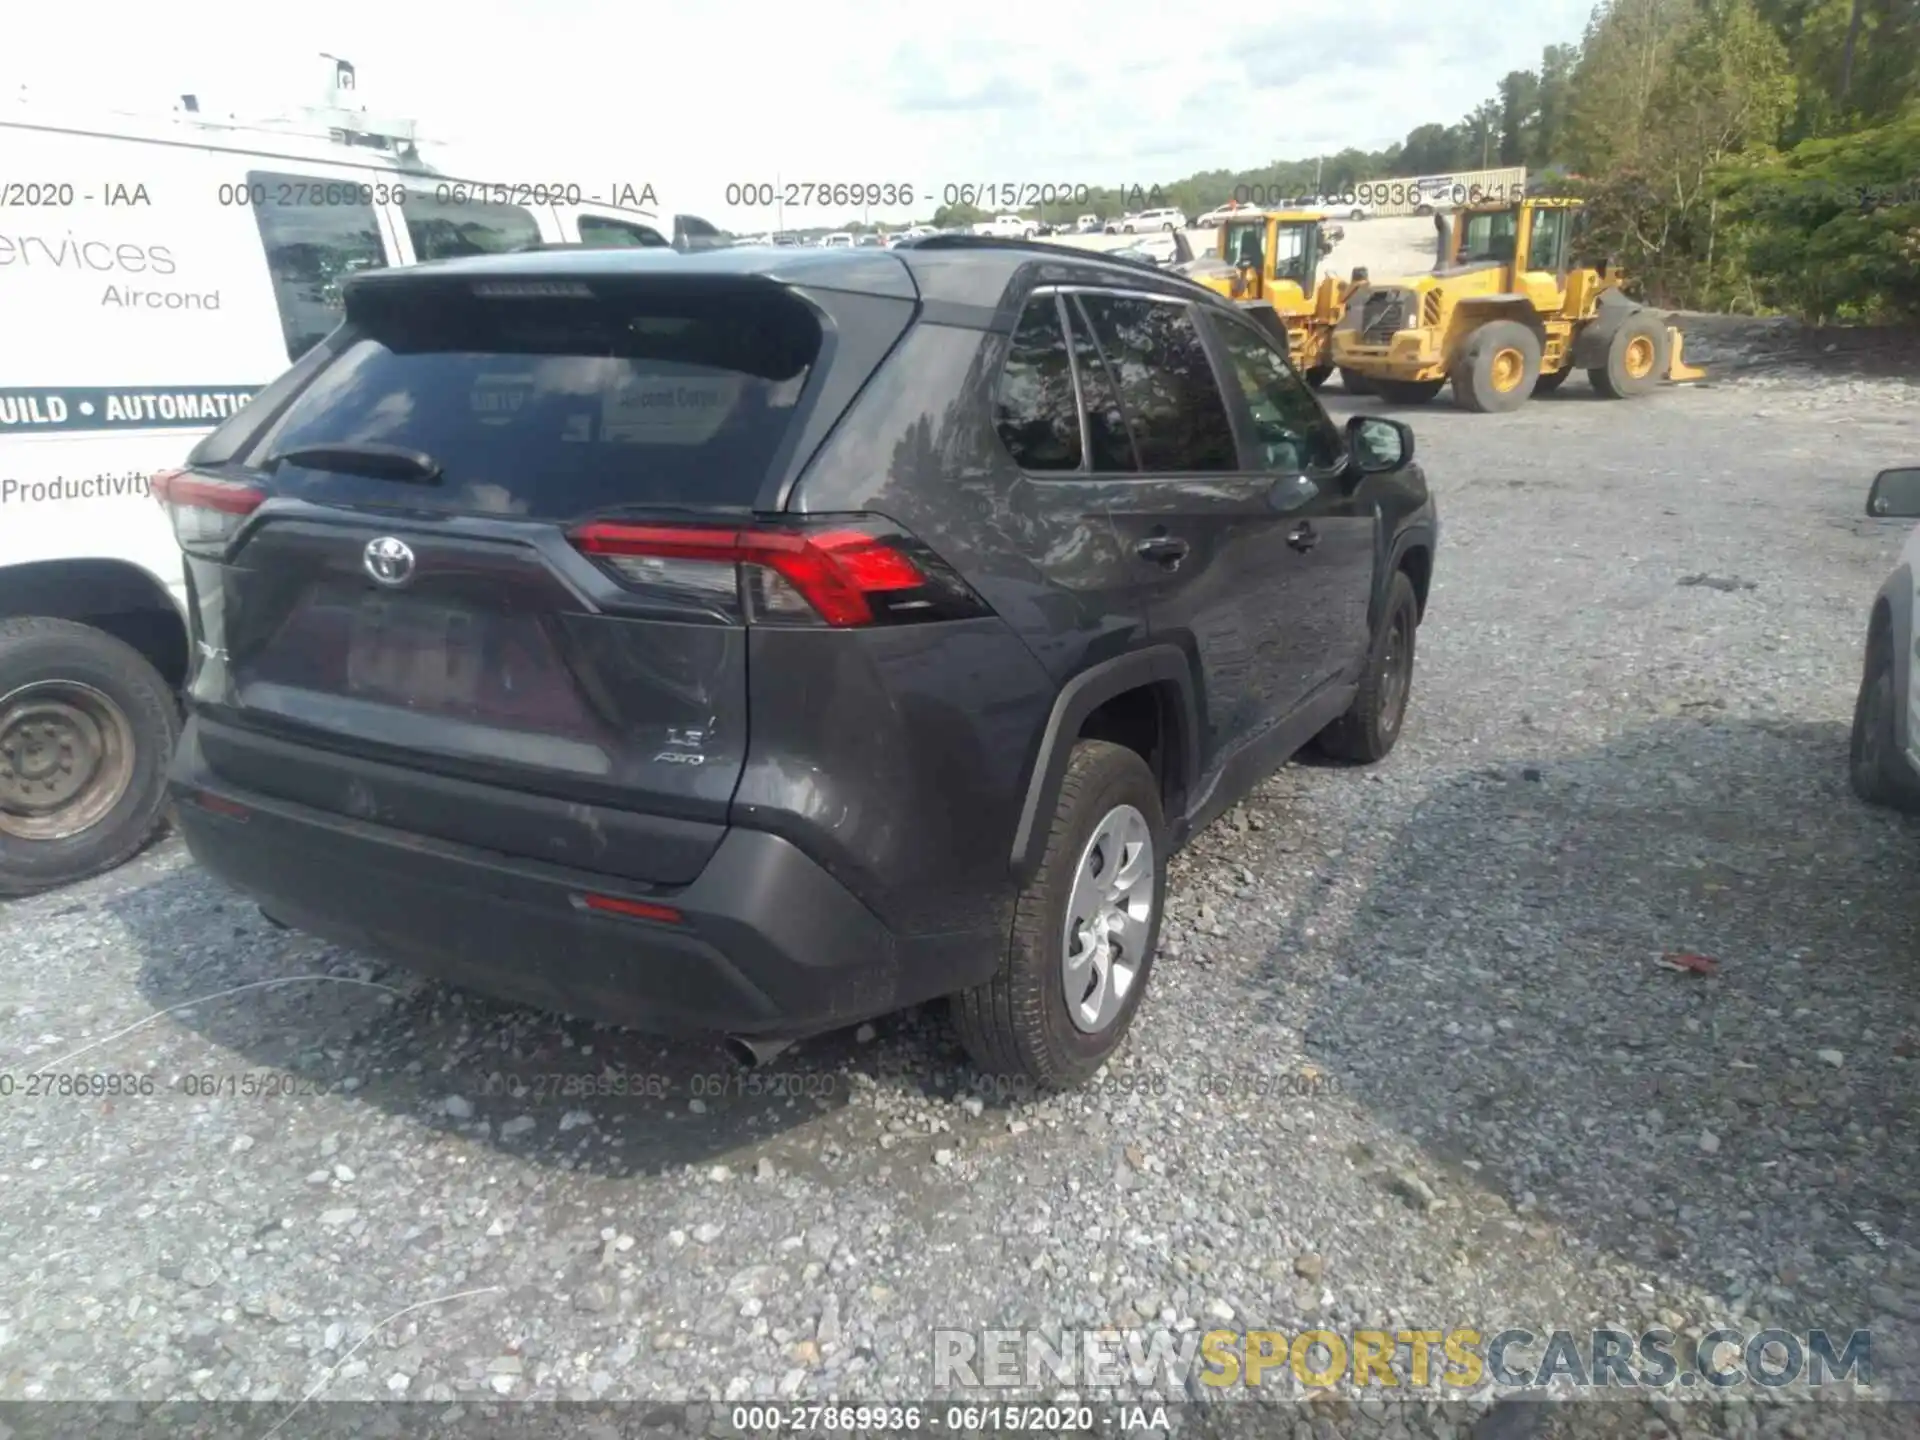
[1666,327,1705,382]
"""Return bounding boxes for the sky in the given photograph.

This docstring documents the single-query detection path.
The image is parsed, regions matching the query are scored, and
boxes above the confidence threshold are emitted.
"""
[3,0,1599,231]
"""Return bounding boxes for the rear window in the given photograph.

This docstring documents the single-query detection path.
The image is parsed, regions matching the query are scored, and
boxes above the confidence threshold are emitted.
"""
[241,284,821,519]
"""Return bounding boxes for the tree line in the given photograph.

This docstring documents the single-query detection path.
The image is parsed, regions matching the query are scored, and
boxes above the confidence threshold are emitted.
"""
[932,0,1915,323]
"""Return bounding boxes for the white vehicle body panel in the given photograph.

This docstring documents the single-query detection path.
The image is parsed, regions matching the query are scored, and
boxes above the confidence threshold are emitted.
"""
[1899,524,1920,776]
[0,105,673,629]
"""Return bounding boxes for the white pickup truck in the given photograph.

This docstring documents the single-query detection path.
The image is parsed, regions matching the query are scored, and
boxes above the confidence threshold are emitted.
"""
[973,214,1038,238]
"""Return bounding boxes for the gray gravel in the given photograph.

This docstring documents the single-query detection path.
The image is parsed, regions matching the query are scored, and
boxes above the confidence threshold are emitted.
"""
[4,359,1920,1439]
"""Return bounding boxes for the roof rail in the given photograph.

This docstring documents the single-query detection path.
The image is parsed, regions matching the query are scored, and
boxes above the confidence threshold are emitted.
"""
[892,231,1208,282]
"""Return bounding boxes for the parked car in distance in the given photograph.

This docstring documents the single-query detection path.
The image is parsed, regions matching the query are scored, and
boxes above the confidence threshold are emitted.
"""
[163,239,1437,1087]
[854,234,883,247]
[1075,214,1102,233]
[1197,202,1254,227]
[1126,207,1188,232]
[820,232,854,247]
[1104,213,1139,234]
[1851,467,1920,811]
[975,214,1039,238]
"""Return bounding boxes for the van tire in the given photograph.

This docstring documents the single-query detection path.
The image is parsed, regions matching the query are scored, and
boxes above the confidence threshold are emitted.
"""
[0,618,179,897]
[951,741,1165,1089]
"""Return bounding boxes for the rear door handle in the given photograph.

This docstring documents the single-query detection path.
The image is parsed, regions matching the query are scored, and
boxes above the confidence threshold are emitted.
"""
[1137,535,1190,566]
[1287,522,1318,552]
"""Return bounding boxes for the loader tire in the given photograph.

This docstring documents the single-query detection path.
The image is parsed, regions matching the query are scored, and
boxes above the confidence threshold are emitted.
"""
[1304,365,1333,391]
[1339,367,1377,397]
[1373,379,1446,405]
[1452,321,1541,414]
[1589,313,1668,398]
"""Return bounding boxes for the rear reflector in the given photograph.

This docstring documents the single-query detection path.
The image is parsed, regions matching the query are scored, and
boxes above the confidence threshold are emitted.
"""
[574,893,684,924]
[152,468,265,555]
[186,790,251,822]
[570,522,928,628]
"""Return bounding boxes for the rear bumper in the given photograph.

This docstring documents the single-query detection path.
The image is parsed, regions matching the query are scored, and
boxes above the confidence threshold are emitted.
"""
[169,718,1002,1039]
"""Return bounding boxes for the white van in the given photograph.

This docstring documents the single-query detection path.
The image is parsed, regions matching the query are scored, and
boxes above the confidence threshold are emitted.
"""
[0,77,707,894]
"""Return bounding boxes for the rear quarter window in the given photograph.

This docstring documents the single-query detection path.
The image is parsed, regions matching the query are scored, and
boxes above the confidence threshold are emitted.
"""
[242,284,822,519]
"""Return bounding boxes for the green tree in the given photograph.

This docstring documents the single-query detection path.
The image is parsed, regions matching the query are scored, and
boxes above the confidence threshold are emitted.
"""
[1716,105,1920,320]
[1535,44,1579,166]
[1498,69,1543,166]
[1400,123,1459,174]
[1578,0,1798,305]
[1564,0,1698,173]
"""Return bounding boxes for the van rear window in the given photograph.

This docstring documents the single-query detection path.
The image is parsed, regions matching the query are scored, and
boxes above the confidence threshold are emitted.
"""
[242,284,821,519]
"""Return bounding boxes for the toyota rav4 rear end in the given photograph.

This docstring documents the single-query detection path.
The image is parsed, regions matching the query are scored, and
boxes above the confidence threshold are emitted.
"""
[164,247,1051,1045]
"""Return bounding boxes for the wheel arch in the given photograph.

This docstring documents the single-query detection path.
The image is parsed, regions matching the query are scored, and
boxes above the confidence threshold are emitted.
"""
[0,558,189,690]
[1867,565,1914,760]
[1009,647,1201,883]
[1449,298,1547,364]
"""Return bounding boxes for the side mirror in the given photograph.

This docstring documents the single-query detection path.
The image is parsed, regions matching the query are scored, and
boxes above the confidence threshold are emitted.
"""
[1867,467,1920,518]
[1350,266,1369,283]
[1348,415,1413,474]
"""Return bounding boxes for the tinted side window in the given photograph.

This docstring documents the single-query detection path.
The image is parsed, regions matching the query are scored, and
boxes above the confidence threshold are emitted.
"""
[404,191,543,260]
[993,297,1082,472]
[1209,315,1342,473]
[1063,297,1138,472]
[578,215,669,248]
[1073,294,1237,473]
[248,170,389,363]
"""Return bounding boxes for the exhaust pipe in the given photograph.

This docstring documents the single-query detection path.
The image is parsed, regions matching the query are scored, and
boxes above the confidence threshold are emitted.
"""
[726,1036,794,1068]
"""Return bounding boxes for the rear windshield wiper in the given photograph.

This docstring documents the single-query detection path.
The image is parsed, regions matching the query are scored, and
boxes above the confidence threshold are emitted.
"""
[267,442,444,485]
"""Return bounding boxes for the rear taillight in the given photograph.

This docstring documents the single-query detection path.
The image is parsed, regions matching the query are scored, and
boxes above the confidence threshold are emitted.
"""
[151,469,264,555]
[568,518,990,628]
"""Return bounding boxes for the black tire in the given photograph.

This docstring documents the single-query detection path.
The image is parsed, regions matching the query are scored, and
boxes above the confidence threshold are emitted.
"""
[1588,312,1669,399]
[1850,626,1920,812]
[1414,204,1434,217]
[1452,320,1542,413]
[1374,378,1446,405]
[1339,367,1378,397]
[952,740,1165,1089]
[1349,209,1365,221]
[0,617,180,897]
[1533,366,1571,395]
[1303,364,1333,391]
[1315,571,1419,764]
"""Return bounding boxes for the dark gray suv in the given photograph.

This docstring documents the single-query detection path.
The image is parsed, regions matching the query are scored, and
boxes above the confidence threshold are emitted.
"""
[160,236,1437,1087]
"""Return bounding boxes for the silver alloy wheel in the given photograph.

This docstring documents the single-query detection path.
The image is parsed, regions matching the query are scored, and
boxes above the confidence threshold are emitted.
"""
[1060,804,1155,1034]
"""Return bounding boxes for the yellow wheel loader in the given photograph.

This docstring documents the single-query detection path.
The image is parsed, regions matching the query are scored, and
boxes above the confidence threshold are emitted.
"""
[1328,197,1705,413]
[1176,211,1350,390]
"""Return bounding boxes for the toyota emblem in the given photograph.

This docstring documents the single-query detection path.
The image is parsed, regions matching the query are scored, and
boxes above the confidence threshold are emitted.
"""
[363,536,416,587]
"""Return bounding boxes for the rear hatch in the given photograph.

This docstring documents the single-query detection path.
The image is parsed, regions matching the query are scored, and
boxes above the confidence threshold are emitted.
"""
[168,265,916,884]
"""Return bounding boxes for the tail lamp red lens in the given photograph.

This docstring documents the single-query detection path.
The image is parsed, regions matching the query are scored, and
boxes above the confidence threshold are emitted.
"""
[151,468,265,553]
[569,521,930,628]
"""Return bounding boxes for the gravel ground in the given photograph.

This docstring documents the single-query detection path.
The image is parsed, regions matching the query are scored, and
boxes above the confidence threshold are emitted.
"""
[3,355,1920,1440]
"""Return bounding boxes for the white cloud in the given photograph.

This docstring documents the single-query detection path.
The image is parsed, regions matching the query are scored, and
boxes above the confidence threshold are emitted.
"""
[3,0,1595,230]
